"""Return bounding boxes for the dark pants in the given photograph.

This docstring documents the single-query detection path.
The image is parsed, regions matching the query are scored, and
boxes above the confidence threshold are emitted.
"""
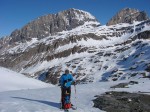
[61,87,71,108]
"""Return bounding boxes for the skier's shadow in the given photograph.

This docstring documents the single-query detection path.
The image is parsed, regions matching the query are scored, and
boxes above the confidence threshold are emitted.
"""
[11,97,60,109]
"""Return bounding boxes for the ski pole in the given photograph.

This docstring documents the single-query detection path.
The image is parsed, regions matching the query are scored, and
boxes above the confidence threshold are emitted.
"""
[74,84,77,109]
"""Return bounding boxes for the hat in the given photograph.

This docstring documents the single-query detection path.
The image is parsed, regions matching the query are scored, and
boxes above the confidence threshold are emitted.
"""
[65,69,69,74]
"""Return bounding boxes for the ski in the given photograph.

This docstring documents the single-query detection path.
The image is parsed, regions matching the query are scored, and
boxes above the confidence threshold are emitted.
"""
[71,103,77,110]
[71,106,77,110]
[64,109,69,112]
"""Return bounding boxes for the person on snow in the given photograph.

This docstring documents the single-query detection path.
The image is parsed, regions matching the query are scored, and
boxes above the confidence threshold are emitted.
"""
[59,69,75,109]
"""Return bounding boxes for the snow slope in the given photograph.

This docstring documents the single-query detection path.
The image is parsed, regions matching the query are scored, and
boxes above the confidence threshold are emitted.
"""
[0,78,149,112]
[19,20,150,83]
[0,67,53,92]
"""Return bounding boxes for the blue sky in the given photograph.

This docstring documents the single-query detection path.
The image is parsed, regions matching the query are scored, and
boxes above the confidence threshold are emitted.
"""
[0,0,150,37]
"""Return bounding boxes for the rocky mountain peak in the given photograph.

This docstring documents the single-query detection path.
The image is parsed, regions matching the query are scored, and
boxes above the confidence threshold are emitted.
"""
[9,8,98,43]
[57,8,97,21]
[107,8,149,26]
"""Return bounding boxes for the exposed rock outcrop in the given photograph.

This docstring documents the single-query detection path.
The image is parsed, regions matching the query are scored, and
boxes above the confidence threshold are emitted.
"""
[107,8,149,26]
[9,8,98,43]
[93,91,150,112]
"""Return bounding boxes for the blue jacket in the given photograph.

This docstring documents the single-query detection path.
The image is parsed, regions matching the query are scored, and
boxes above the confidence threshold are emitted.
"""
[59,74,74,88]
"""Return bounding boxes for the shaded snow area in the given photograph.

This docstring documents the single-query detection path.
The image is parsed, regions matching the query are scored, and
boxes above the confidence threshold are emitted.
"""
[0,78,150,112]
[0,67,52,92]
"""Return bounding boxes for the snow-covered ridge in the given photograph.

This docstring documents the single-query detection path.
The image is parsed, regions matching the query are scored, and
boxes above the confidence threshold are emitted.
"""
[0,67,53,92]
[71,8,97,20]
[0,19,150,84]
[3,21,99,55]
[5,20,150,55]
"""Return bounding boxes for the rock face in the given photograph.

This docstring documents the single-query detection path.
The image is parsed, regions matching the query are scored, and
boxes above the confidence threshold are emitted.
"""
[9,8,97,43]
[107,8,149,26]
[93,91,150,112]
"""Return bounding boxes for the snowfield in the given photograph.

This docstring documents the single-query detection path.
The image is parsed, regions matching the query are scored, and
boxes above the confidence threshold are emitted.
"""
[0,67,150,112]
[0,67,52,92]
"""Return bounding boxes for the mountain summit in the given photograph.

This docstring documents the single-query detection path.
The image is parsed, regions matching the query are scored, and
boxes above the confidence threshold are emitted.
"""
[10,8,98,43]
[107,8,149,26]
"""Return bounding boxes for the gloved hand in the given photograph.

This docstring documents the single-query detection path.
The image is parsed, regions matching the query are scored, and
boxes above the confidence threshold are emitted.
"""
[72,81,76,85]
